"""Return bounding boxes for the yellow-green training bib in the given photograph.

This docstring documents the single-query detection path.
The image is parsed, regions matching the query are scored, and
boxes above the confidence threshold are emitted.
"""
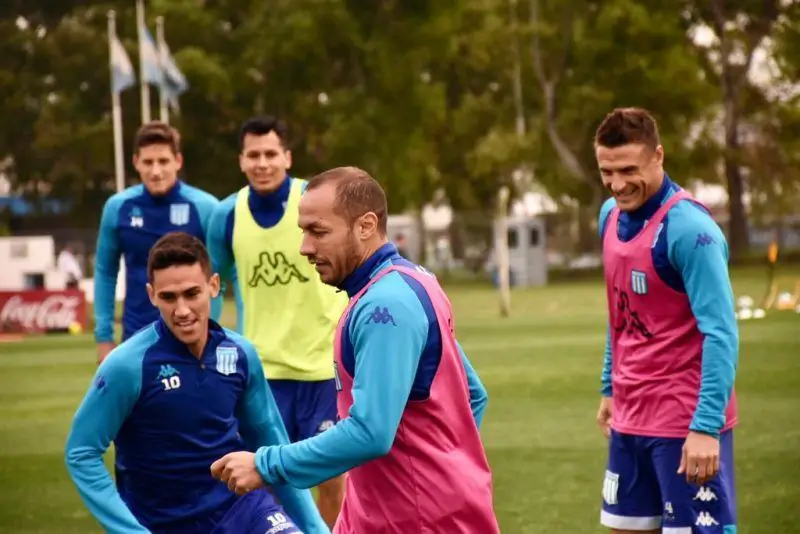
[232,179,348,380]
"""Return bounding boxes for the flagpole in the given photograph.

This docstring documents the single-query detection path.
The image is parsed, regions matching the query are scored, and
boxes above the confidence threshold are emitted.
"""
[108,11,126,193]
[156,16,169,124]
[136,0,151,124]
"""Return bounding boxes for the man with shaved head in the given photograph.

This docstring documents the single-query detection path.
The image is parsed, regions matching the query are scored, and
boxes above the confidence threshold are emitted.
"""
[211,166,499,533]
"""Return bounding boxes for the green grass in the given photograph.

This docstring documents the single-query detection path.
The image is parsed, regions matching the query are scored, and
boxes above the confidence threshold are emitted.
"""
[0,267,798,532]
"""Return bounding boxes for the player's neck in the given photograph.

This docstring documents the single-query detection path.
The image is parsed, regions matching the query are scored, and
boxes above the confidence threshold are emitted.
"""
[644,173,666,202]
[144,180,180,201]
[629,173,668,219]
[250,175,290,199]
[186,329,209,359]
[358,238,389,267]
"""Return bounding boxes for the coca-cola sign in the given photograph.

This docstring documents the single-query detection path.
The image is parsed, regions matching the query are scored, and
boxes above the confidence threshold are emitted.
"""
[0,290,87,333]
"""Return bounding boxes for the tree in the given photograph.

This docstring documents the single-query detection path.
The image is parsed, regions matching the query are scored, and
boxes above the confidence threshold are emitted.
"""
[682,0,800,259]
[3,0,797,243]
[744,103,800,244]
[526,0,715,250]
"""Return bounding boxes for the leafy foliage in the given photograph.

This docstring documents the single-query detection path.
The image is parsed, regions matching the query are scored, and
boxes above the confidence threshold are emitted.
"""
[0,0,797,254]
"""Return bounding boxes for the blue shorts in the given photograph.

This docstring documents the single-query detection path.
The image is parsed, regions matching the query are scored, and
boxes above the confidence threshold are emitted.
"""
[212,489,302,534]
[268,379,338,443]
[150,489,301,534]
[601,430,737,532]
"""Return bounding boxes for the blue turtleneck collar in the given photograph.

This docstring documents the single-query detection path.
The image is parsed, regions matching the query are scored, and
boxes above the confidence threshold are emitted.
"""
[143,179,184,205]
[154,317,225,359]
[626,173,677,222]
[337,243,400,298]
[248,175,292,211]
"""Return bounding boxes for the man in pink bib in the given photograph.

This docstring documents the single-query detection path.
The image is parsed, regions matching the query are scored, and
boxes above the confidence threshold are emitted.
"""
[594,108,739,533]
[211,166,499,533]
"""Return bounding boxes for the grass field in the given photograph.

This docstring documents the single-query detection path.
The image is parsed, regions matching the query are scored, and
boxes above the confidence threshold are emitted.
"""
[1,267,798,533]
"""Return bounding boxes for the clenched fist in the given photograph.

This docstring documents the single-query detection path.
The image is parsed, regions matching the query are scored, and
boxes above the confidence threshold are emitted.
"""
[210,451,265,496]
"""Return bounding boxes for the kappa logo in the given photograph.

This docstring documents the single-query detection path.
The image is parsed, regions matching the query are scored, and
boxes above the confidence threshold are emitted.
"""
[130,206,144,228]
[613,287,654,339]
[156,365,181,391]
[694,232,716,249]
[695,511,719,527]
[248,251,309,287]
[366,306,396,326]
[693,487,718,502]
[156,364,179,380]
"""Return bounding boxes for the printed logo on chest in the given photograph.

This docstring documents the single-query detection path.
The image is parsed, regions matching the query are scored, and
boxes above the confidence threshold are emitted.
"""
[129,206,144,228]
[248,251,309,287]
[169,203,190,226]
[156,364,182,391]
[612,286,653,339]
[215,346,239,376]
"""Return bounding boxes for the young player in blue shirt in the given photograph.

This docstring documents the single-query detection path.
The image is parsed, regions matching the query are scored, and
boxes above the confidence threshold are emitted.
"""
[66,232,328,534]
[94,121,219,364]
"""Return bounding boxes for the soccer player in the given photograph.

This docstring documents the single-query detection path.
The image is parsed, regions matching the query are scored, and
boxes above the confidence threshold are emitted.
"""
[210,167,499,533]
[206,117,347,526]
[593,108,738,532]
[94,121,219,364]
[65,232,328,534]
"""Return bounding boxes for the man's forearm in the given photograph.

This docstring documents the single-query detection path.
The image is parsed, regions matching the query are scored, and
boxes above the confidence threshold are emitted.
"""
[601,325,612,397]
[65,446,148,533]
[93,270,118,343]
[255,414,393,489]
[690,333,737,437]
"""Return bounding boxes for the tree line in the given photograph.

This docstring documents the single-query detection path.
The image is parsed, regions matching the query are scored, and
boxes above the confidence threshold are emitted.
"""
[1,0,799,257]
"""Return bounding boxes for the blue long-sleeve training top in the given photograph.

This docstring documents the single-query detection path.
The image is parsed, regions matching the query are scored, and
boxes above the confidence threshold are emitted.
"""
[252,243,489,489]
[93,181,220,343]
[599,174,738,437]
[65,319,325,533]
[207,176,300,331]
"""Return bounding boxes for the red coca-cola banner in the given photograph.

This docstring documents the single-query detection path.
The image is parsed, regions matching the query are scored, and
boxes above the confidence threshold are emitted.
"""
[0,290,88,333]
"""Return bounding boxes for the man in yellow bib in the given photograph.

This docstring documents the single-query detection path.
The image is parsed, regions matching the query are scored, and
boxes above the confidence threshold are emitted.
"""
[207,117,347,527]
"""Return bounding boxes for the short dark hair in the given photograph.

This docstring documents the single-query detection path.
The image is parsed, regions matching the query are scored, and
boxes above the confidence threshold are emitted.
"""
[134,121,181,155]
[594,107,661,151]
[147,232,211,282]
[306,166,388,235]
[238,116,288,151]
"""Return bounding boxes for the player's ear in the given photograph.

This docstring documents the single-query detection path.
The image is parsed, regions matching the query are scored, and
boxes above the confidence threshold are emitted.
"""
[174,152,184,171]
[208,273,221,298]
[146,283,156,305]
[284,149,292,170]
[359,212,378,240]
[654,145,664,166]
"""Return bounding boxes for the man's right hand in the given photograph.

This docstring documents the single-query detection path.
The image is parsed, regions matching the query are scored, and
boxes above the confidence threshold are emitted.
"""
[96,342,116,365]
[596,396,613,439]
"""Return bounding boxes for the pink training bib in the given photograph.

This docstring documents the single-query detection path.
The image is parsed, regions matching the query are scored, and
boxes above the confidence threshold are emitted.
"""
[603,190,738,438]
[333,265,499,534]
